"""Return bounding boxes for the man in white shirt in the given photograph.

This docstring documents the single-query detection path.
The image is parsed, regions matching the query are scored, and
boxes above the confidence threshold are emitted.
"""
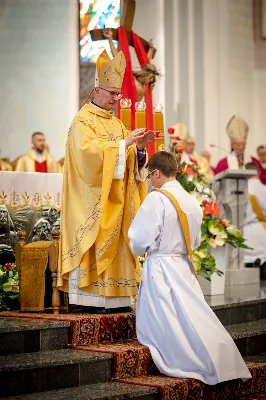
[244,158,266,278]
[128,151,251,385]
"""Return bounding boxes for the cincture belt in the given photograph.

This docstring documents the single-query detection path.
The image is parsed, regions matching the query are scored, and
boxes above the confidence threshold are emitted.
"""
[146,253,187,262]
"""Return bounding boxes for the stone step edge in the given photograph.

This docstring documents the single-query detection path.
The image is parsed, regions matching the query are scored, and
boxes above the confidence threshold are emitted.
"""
[226,318,266,340]
[0,318,70,334]
[0,381,159,400]
[0,349,112,372]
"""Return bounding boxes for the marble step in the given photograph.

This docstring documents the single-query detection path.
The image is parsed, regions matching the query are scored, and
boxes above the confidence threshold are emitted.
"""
[0,318,70,356]
[0,349,112,397]
[0,382,159,400]
[245,352,266,363]
[226,318,266,356]
[211,298,266,326]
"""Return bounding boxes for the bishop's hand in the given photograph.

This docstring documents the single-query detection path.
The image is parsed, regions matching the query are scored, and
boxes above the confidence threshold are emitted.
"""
[125,128,146,148]
[135,130,155,150]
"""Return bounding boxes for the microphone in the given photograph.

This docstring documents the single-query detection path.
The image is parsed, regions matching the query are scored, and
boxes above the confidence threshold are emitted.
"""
[209,144,232,155]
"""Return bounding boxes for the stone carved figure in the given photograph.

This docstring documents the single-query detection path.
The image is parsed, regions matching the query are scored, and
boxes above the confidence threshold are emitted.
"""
[0,205,18,248]
[31,218,52,242]
[47,207,60,229]
[102,28,159,102]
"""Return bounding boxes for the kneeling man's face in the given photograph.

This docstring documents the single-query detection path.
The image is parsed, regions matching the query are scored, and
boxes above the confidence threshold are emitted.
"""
[148,169,161,188]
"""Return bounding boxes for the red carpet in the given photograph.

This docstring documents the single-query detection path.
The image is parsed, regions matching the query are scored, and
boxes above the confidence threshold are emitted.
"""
[0,310,136,345]
[1,311,266,399]
[73,339,152,379]
[74,342,266,399]
[116,362,266,400]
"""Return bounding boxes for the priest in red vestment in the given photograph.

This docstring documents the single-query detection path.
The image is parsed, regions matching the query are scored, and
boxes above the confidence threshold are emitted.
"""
[15,132,61,173]
[214,115,249,175]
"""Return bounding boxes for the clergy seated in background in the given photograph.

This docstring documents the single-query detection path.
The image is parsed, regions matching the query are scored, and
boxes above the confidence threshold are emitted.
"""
[182,135,214,179]
[244,158,266,279]
[257,145,266,168]
[0,158,13,171]
[128,151,252,385]
[15,132,61,173]
[214,115,248,174]
[169,123,213,179]
[57,50,155,314]
[201,150,215,176]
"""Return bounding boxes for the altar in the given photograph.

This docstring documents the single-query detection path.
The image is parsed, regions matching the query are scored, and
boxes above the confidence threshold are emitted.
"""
[0,171,62,252]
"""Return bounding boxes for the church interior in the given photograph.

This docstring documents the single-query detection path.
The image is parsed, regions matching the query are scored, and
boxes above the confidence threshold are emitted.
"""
[1,0,266,399]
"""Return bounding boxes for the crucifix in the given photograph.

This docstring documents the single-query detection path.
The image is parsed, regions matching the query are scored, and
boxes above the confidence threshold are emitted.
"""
[88,0,158,103]
[89,0,156,58]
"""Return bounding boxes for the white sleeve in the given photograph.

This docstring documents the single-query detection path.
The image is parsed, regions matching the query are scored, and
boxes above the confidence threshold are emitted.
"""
[113,139,126,179]
[128,193,163,256]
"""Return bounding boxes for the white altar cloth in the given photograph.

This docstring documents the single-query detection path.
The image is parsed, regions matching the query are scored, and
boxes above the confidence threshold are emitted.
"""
[0,171,63,210]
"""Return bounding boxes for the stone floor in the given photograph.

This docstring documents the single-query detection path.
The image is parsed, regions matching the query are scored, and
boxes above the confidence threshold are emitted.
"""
[205,280,266,307]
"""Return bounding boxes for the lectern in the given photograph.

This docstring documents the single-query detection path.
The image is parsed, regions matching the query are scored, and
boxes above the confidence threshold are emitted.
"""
[209,169,260,286]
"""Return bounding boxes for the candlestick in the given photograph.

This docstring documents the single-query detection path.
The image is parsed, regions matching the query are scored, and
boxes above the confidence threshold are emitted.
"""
[153,103,164,152]
[120,99,132,130]
[135,102,146,129]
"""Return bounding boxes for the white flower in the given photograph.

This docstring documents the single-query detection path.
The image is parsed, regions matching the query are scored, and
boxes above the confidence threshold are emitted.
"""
[226,225,242,238]
[214,231,228,246]
[196,248,208,258]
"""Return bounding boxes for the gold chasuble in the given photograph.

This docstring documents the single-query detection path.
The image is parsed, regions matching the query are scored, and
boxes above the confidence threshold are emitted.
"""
[15,149,61,173]
[57,103,147,297]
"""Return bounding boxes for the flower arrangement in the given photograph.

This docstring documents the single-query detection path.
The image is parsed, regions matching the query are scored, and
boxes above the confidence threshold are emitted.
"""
[138,140,250,282]
[175,161,250,280]
[0,263,19,310]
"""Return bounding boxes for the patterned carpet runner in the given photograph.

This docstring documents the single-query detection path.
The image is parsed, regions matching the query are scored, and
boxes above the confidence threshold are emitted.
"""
[74,341,266,400]
[0,310,136,345]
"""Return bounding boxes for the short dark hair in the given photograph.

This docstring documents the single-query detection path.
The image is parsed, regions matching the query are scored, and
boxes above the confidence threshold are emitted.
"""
[147,151,177,177]
[257,145,266,152]
[32,132,44,139]
[245,162,258,171]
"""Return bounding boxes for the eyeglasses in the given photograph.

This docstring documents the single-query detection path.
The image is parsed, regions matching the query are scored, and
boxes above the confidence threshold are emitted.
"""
[99,87,123,100]
[146,169,157,181]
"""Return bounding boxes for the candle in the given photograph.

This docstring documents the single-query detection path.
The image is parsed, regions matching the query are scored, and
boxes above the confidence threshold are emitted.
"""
[135,102,147,129]
[120,108,131,130]
[135,111,146,128]
[153,103,165,152]
[120,99,132,130]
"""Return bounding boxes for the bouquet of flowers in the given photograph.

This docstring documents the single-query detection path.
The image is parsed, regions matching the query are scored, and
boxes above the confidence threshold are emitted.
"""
[0,263,19,310]
[175,158,250,281]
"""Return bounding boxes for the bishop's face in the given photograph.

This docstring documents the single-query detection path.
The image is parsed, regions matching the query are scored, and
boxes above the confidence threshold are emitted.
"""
[94,86,122,111]
[231,141,246,157]
[184,138,195,155]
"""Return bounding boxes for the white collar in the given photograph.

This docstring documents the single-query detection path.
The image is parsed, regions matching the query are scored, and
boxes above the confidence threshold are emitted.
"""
[90,102,113,114]
[161,180,179,189]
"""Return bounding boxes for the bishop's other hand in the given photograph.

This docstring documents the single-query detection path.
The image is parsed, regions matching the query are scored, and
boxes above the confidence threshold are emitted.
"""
[135,130,155,150]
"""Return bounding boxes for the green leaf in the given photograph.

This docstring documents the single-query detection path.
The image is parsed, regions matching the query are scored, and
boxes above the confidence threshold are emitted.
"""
[208,220,223,235]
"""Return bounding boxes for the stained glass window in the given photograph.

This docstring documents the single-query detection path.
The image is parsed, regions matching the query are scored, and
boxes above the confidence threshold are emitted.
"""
[80,0,120,63]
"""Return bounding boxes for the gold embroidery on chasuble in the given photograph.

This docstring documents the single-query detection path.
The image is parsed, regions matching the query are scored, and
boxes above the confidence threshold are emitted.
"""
[58,103,147,297]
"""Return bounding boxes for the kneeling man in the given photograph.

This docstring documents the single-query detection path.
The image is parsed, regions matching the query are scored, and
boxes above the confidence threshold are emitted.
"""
[128,151,251,385]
